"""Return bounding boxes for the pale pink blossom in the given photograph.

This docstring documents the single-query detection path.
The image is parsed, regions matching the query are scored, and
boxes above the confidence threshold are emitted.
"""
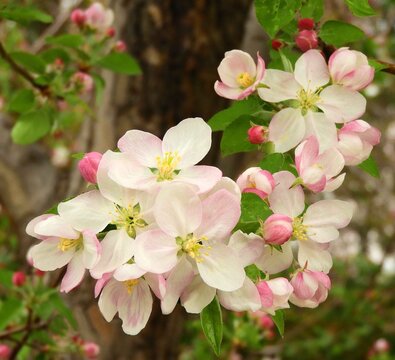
[248,125,267,144]
[78,152,102,184]
[337,120,381,165]
[107,118,221,194]
[82,342,100,359]
[295,136,345,192]
[373,338,390,353]
[257,278,294,315]
[290,269,331,308]
[262,214,293,245]
[214,50,265,100]
[84,2,114,31]
[27,214,101,293]
[72,72,93,94]
[134,184,245,292]
[295,30,318,52]
[236,167,275,200]
[329,47,374,91]
[258,50,366,152]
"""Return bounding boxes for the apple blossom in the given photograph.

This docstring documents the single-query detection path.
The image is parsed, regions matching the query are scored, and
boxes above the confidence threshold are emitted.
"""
[72,72,94,94]
[214,50,265,100]
[78,152,102,184]
[258,50,367,152]
[84,2,114,31]
[290,269,331,308]
[256,278,294,315]
[236,167,275,199]
[295,135,345,192]
[337,120,381,165]
[107,118,221,193]
[248,125,268,144]
[329,47,375,91]
[295,30,318,52]
[261,214,293,245]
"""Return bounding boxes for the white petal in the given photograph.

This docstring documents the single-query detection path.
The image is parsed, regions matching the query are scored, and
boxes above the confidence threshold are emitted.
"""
[294,50,329,91]
[98,279,123,322]
[258,69,300,102]
[180,276,216,314]
[218,50,257,86]
[113,263,146,281]
[324,173,346,192]
[176,165,222,194]
[26,214,55,240]
[255,242,293,274]
[307,226,339,243]
[60,253,85,293]
[145,273,166,300]
[82,230,101,269]
[34,215,79,239]
[202,177,241,200]
[303,112,338,152]
[298,240,333,273]
[227,230,264,267]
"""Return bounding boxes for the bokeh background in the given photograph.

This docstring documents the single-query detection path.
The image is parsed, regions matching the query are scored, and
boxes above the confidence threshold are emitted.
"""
[0,0,394,359]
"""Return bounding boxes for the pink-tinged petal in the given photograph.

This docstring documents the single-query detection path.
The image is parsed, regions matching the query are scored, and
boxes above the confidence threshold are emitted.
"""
[180,276,216,314]
[113,263,146,281]
[197,243,245,292]
[269,108,306,153]
[298,240,332,273]
[265,277,293,314]
[119,280,153,335]
[317,147,344,178]
[289,294,320,308]
[255,242,293,275]
[255,52,266,83]
[227,230,264,267]
[258,69,300,102]
[58,190,113,233]
[82,230,101,269]
[324,173,346,192]
[269,171,305,218]
[219,277,261,312]
[256,281,274,308]
[90,229,134,279]
[176,165,222,194]
[154,183,202,237]
[94,273,113,298]
[307,225,339,243]
[291,272,318,299]
[162,118,212,168]
[311,271,331,290]
[317,85,366,123]
[60,253,85,293]
[196,189,241,242]
[328,47,357,81]
[117,130,163,167]
[29,239,74,271]
[214,81,244,100]
[145,273,166,300]
[34,215,79,240]
[342,65,374,90]
[218,50,256,86]
[304,199,355,228]
[294,50,329,91]
[303,172,326,193]
[98,279,123,322]
[134,229,178,274]
[161,256,195,314]
[26,214,54,240]
[303,112,338,152]
[295,136,319,173]
[204,177,241,200]
[337,133,365,166]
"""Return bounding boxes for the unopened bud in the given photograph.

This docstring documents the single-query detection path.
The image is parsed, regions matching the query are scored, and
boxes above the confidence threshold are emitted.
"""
[78,152,102,184]
[271,39,283,51]
[248,125,267,145]
[70,9,86,27]
[12,271,26,287]
[106,27,116,38]
[374,338,390,353]
[295,30,318,52]
[82,342,100,359]
[114,40,127,52]
[72,72,94,94]
[263,214,293,245]
[0,344,11,360]
[298,18,315,30]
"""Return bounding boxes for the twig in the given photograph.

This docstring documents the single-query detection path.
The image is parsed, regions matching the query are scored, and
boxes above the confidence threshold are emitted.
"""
[0,319,49,340]
[9,307,33,360]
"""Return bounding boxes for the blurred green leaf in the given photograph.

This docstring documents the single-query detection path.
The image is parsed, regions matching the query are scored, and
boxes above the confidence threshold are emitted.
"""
[368,59,388,72]
[49,293,78,330]
[0,298,24,331]
[96,52,142,75]
[10,51,46,74]
[11,109,52,145]
[0,5,53,24]
[40,48,70,64]
[345,0,376,17]
[200,297,223,357]
[259,153,296,174]
[245,264,263,282]
[272,309,285,337]
[237,193,272,233]
[0,269,13,289]
[46,34,85,48]
[8,89,35,113]
[358,155,380,178]
[300,0,324,20]
[319,21,365,47]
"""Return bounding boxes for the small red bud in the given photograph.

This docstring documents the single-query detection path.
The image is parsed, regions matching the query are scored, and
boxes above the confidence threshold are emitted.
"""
[54,58,64,70]
[70,9,86,27]
[106,27,116,38]
[0,344,11,359]
[34,269,45,277]
[114,40,127,52]
[12,271,26,287]
[271,39,283,51]
[298,18,315,30]
[295,29,318,52]
[247,125,267,145]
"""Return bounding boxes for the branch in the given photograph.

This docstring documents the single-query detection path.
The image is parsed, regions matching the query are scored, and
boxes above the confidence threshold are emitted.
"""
[9,308,33,360]
[0,318,49,340]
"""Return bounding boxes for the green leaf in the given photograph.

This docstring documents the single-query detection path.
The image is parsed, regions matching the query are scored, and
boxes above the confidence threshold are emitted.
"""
[49,293,78,330]
[358,155,379,178]
[10,51,46,74]
[368,59,388,72]
[254,0,301,38]
[208,97,266,132]
[300,0,324,20]
[220,115,256,156]
[259,153,296,174]
[237,193,272,233]
[319,20,365,47]
[0,298,24,331]
[0,5,53,24]
[46,34,85,48]
[96,52,142,75]
[8,89,35,113]
[272,310,285,337]
[200,297,223,357]
[40,48,70,64]
[0,269,13,289]
[71,152,85,160]
[345,0,376,17]
[245,264,263,282]
[11,109,52,145]
[278,49,293,72]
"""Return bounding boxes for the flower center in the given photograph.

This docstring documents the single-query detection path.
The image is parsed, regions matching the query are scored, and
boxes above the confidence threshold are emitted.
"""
[124,279,139,294]
[111,203,147,238]
[58,236,83,252]
[292,217,308,241]
[155,151,181,182]
[237,72,254,88]
[176,233,211,263]
[297,89,320,114]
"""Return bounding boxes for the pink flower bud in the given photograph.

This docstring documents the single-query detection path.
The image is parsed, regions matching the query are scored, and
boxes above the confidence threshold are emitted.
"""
[337,120,381,166]
[271,39,283,51]
[0,97,4,111]
[12,271,26,287]
[34,269,45,277]
[257,278,293,315]
[70,9,87,27]
[78,152,102,184]
[82,342,100,359]
[374,338,390,353]
[106,27,116,37]
[114,40,127,52]
[0,344,11,360]
[263,214,293,245]
[259,314,274,330]
[298,18,314,30]
[295,30,318,52]
[72,72,94,94]
[248,125,267,144]
[290,270,331,308]
[236,168,275,200]
[85,3,114,31]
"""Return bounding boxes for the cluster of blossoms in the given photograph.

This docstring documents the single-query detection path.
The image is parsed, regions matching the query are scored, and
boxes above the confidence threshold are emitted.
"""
[26,46,380,336]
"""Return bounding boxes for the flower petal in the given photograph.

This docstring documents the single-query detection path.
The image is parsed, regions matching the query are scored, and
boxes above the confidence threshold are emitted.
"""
[303,111,338,152]
[113,263,146,281]
[255,242,293,275]
[82,230,101,269]
[34,215,79,240]
[294,50,329,91]
[176,165,222,194]
[26,214,55,240]
[218,50,257,86]
[60,253,85,293]
[298,240,332,273]
[227,230,264,267]
[98,279,123,322]
[258,69,300,102]
[180,276,216,314]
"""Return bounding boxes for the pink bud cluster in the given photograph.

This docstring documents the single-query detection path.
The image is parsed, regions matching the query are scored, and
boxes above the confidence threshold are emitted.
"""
[71,2,114,33]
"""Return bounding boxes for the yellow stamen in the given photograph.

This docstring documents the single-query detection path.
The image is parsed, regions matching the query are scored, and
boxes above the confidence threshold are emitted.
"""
[58,237,82,252]
[297,88,320,114]
[111,203,147,238]
[292,217,308,241]
[177,233,211,263]
[124,279,139,294]
[155,151,181,182]
[236,72,254,88]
